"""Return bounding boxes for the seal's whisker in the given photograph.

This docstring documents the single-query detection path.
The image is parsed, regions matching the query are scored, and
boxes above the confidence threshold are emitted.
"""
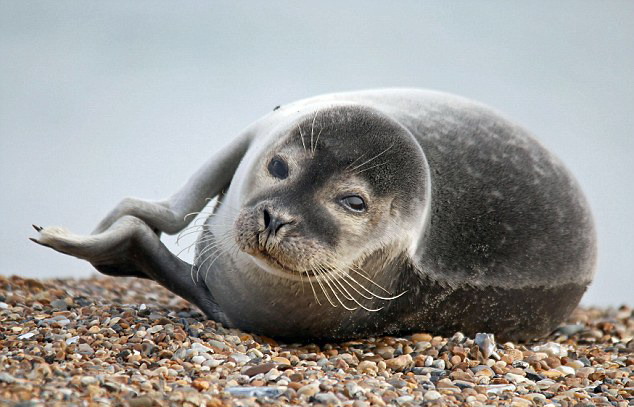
[352,161,389,175]
[177,223,206,235]
[183,209,224,225]
[346,266,407,301]
[344,271,397,301]
[191,233,231,246]
[312,126,323,156]
[298,267,305,294]
[318,265,357,311]
[325,265,378,311]
[176,239,203,257]
[192,231,234,264]
[310,112,318,154]
[191,240,226,263]
[345,151,368,170]
[176,211,236,243]
[204,243,233,282]
[320,264,354,301]
[199,227,236,250]
[323,260,372,300]
[349,142,395,172]
[305,269,321,305]
[324,260,386,308]
[348,265,393,295]
[297,124,307,151]
[188,234,231,283]
[183,210,209,222]
[194,246,224,282]
[177,220,217,237]
[312,268,337,308]
[316,267,339,308]
[176,226,208,244]
[198,232,237,282]
[326,263,384,312]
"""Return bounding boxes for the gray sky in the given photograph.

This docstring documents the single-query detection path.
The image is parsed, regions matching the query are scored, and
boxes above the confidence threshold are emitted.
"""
[1,1,632,306]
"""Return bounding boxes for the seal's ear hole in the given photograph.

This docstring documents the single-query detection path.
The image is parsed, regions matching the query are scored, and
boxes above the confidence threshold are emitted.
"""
[268,156,288,179]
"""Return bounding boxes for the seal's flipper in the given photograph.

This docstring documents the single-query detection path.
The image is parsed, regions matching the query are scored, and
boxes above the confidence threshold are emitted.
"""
[31,217,222,320]
[92,130,253,235]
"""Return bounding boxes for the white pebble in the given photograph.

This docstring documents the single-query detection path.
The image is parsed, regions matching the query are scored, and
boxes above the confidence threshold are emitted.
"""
[18,332,36,340]
[65,336,79,345]
[555,365,576,376]
[532,342,567,358]
[424,390,442,400]
[191,342,213,353]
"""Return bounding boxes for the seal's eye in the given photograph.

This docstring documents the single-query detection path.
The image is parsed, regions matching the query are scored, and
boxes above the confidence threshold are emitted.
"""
[268,157,288,179]
[340,195,366,212]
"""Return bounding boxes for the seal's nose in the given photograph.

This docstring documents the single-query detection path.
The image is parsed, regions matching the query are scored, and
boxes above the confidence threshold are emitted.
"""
[262,208,292,236]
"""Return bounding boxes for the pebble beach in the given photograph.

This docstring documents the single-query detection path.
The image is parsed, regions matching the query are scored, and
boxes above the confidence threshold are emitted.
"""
[0,275,632,407]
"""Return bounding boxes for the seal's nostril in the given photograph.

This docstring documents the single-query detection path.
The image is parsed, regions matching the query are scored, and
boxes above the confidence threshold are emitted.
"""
[262,208,291,237]
[274,220,286,234]
[263,208,271,229]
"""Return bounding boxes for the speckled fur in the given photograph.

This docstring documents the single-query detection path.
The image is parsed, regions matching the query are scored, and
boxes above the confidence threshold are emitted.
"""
[196,89,596,341]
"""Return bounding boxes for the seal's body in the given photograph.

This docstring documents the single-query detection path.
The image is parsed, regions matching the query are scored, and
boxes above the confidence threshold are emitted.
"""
[33,89,596,341]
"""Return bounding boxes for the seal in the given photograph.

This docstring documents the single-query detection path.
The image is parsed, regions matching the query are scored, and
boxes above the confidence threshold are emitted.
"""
[31,89,597,341]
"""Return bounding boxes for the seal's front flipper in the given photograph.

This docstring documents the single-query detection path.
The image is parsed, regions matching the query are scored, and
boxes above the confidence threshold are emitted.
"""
[91,129,254,236]
[30,217,222,320]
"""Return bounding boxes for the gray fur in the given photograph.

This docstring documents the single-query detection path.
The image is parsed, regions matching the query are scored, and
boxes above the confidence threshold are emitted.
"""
[32,89,596,341]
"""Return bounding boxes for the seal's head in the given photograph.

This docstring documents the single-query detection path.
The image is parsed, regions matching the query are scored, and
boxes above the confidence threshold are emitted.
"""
[232,105,430,291]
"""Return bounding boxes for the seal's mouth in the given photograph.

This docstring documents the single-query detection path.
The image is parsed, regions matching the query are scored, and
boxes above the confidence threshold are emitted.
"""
[251,248,309,276]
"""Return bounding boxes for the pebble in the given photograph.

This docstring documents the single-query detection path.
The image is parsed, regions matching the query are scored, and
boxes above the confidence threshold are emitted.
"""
[264,368,281,381]
[532,342,567,357]
[80,376,97,386]
[565,359,583,369]
[244,362,278,377]
[432,358,445,370]
[0,275,631,407]
[475,332,497,358]
[272,356,290,365]
[385,354,412,371]
[50,298,68,310]
[357,360,378,374]
[555,365,576,376]
[0,373,16,383]
[18,332,36,340]
[424,390,442,400]
[230,353,250,364]
[345,382,365,398]
[314,392,341,405]
[395,395,414,405]
[505,372,527,383]
[556,323,585,336]
[227,386,283,398]
[297,383,320,397]
[65,335,79,345]
[484,384,516,394]
[78,343,94,355]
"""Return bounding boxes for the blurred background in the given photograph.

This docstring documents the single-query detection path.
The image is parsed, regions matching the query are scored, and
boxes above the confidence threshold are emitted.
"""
[1,1,632,306]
